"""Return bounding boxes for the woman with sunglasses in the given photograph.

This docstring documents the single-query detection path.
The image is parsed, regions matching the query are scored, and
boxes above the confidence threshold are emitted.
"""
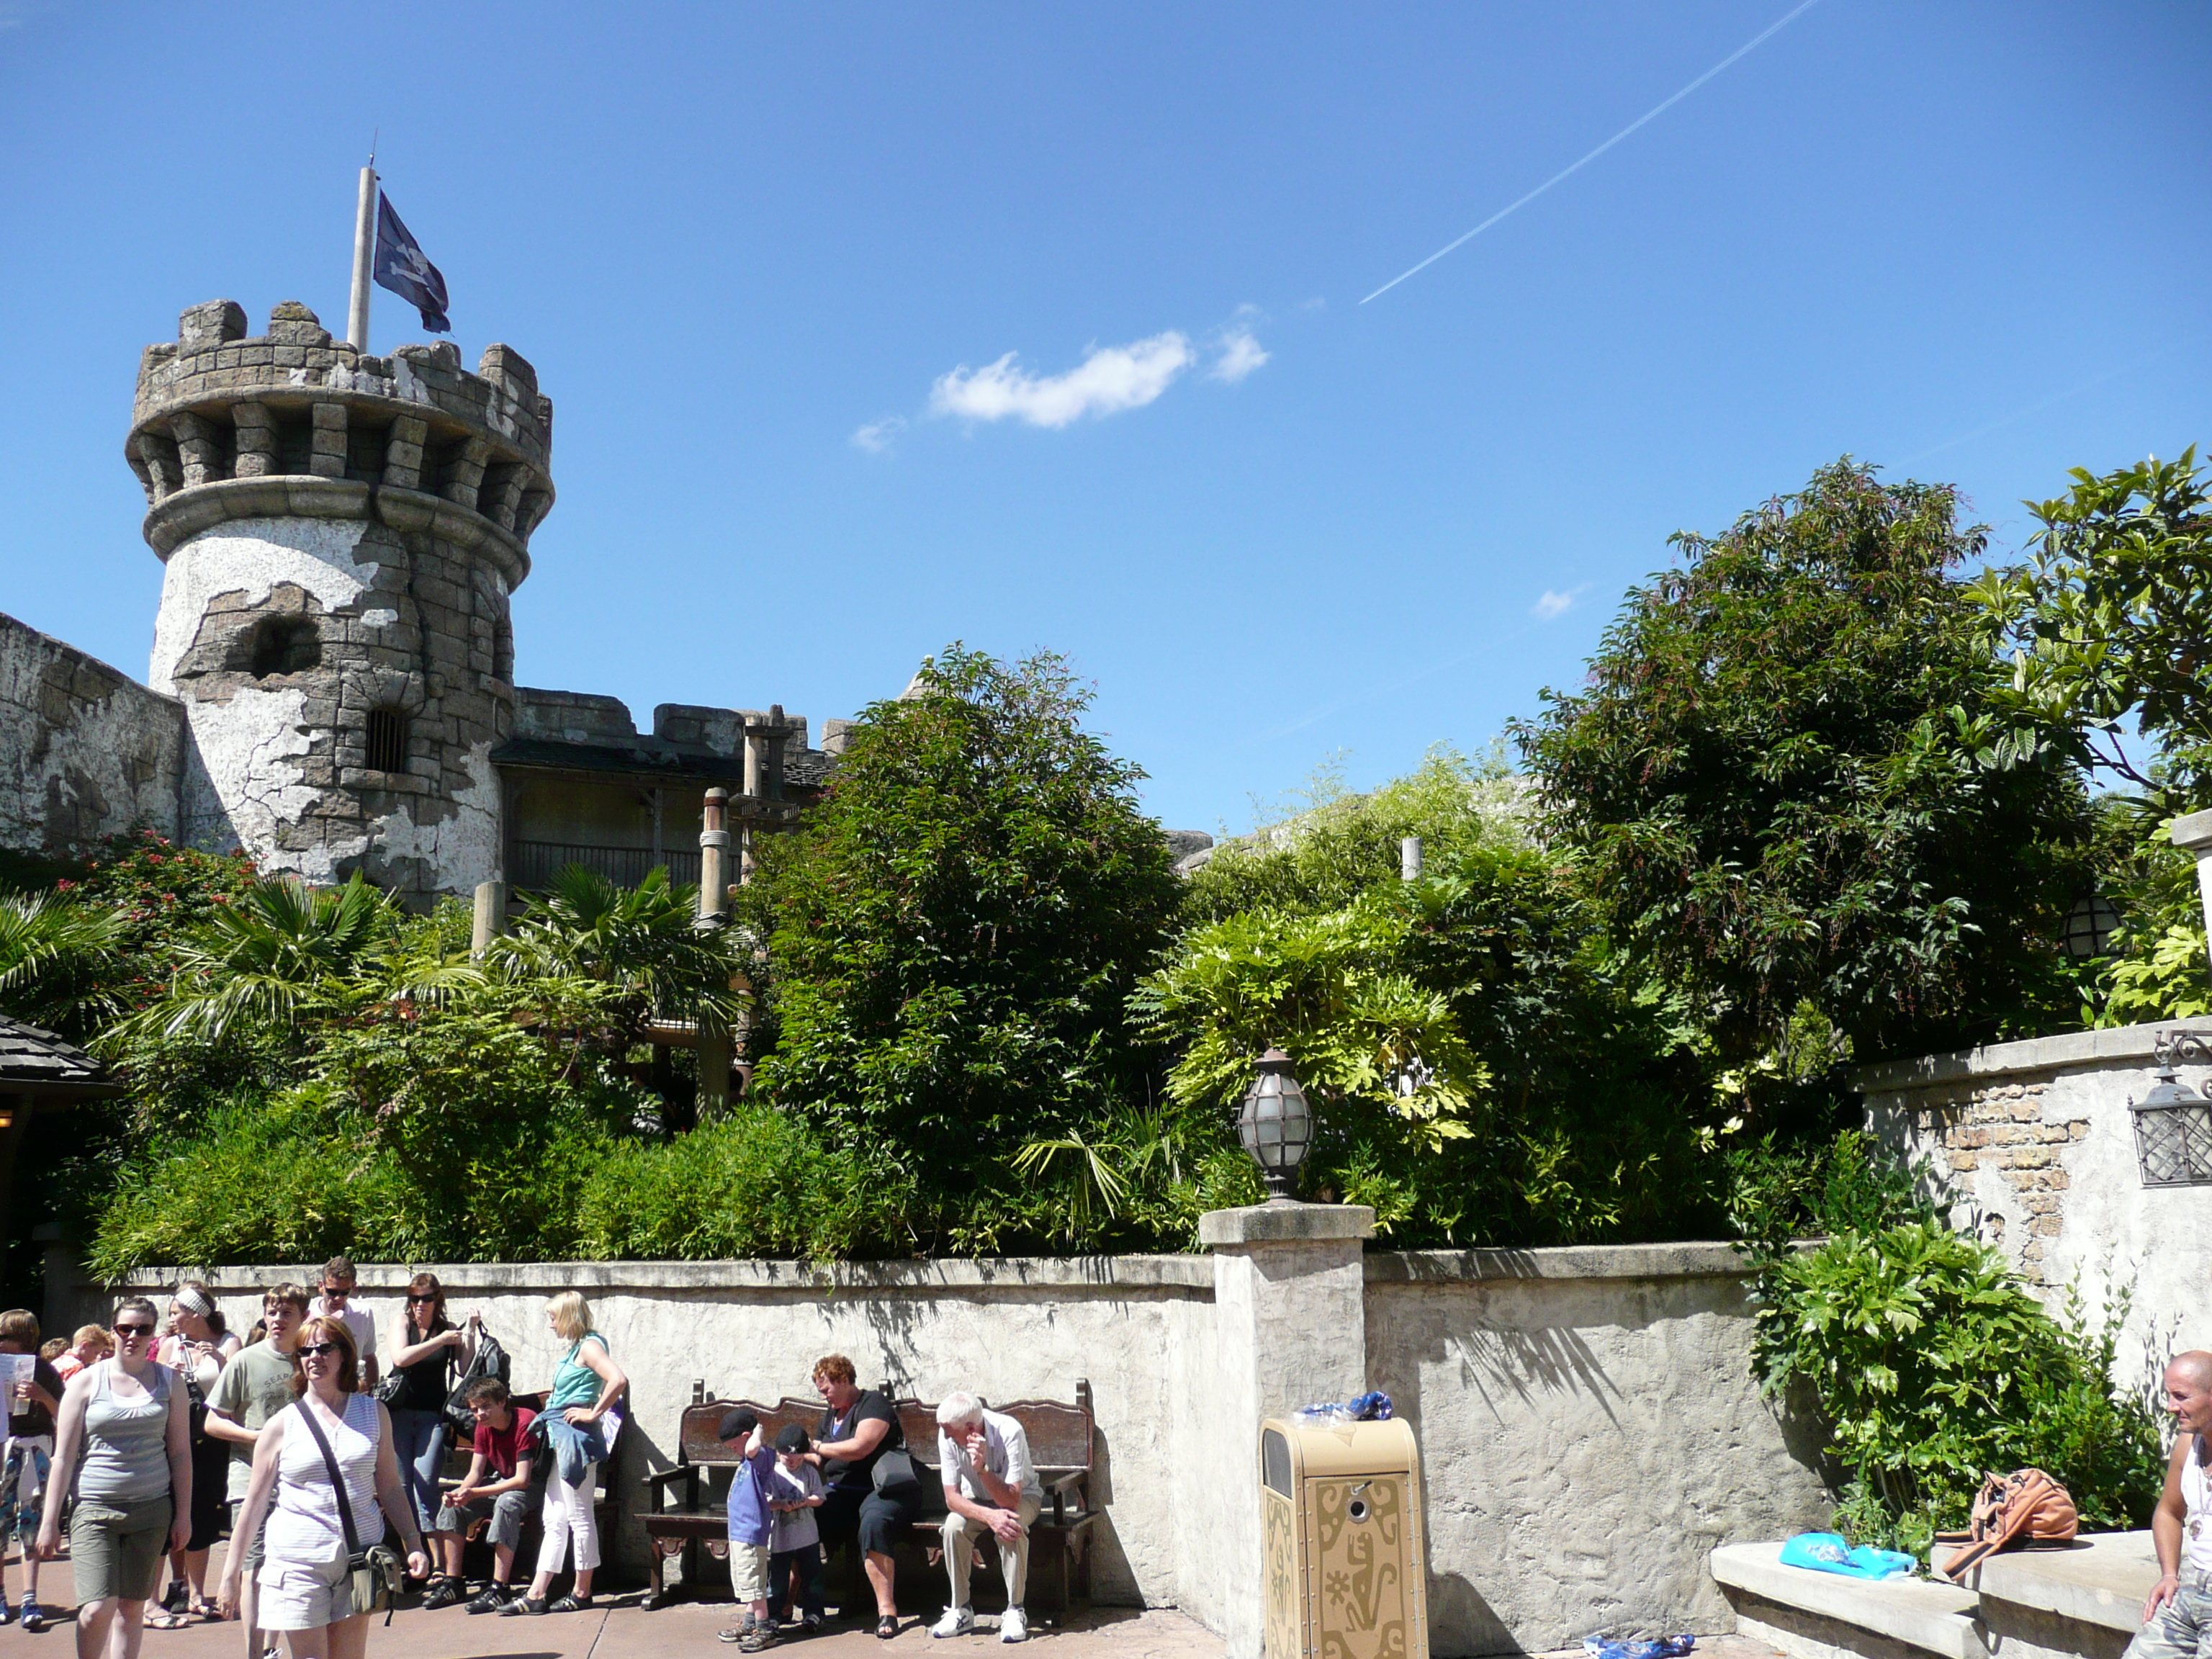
[219,1316,427,1659]
[36,1297,192,1659]
[385,1273,477,1608]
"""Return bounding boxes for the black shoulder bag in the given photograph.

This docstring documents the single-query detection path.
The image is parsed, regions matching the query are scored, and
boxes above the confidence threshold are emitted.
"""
[292,1401,405,1625]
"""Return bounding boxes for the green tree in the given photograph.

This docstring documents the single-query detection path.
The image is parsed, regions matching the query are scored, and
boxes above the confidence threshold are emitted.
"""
[1514,459,2094,1064]
[747,647,1182,1244]
[1973,449,2212,810]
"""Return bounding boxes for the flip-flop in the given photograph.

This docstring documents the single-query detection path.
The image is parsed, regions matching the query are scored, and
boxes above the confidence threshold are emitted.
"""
[145,1610,194,1630]
[192,1598,224,1622]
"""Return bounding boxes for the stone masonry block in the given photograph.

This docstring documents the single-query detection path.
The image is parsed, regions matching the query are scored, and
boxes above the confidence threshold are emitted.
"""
[2009,1099,2041,1121]
[179,300,247,348]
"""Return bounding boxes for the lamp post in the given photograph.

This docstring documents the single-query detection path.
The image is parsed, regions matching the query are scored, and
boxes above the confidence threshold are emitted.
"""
[1240,1048,1314,1202]
[2129,1030,2212,1188]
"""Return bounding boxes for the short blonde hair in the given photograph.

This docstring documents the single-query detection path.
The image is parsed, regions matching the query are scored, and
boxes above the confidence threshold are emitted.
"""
[547,1290,592,1342]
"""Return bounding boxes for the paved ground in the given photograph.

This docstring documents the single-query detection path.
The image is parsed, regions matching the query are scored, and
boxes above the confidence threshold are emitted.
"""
[4,1545,1224,1659]
[4,1546,1785,1659]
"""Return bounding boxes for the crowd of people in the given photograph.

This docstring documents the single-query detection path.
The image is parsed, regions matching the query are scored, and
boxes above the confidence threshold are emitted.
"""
[2,1273,1062,1656]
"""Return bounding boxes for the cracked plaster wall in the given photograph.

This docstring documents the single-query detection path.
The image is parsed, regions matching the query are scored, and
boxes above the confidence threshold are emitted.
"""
[150,513,511,897]
[0,609,186,858]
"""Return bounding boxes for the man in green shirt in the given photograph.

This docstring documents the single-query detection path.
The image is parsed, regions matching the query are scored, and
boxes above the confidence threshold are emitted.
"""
[205,1284,307,1659]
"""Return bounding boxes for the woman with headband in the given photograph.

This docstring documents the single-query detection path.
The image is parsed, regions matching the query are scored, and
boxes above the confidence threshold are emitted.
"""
[153,1282,239,1624]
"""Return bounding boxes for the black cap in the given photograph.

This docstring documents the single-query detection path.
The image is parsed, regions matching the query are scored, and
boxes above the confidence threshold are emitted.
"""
[775,1424,811,1455]
[719,1408,760,1441]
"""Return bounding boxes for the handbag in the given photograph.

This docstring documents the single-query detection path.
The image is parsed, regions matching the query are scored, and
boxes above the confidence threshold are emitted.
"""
[1938,1468,2079,1581]
[292,1400,405,1624]
[868,1408,920,1494]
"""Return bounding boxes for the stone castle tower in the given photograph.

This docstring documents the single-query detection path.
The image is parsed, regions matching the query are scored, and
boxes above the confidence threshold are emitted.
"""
[127,298,554,901]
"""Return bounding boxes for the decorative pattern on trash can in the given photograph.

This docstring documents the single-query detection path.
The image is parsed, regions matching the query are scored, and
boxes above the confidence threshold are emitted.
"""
[1307,1477,1412,1659]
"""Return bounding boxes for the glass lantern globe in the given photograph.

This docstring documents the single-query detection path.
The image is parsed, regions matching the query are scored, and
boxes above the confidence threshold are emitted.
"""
[1239,1047,1313,1202]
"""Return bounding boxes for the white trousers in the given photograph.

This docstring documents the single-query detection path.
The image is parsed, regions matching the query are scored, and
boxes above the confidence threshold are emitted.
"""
[536,1461,601,1575]
[942,1496,1041,1610]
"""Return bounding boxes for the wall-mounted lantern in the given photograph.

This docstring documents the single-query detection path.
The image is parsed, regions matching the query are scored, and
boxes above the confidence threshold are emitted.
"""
[2129,1030,2212,1188]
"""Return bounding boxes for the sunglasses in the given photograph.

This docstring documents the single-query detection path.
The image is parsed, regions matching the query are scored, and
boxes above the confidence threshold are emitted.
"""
[407,1294,438,1305]
[113,1323,156,1339]
[321,1287,351,1299]
[299,1341,341,1359]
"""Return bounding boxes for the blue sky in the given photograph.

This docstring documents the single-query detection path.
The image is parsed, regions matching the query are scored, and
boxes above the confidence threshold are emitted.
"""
[1,1,2205,834]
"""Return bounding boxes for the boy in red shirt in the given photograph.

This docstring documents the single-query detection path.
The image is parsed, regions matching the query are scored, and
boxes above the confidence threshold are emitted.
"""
[434,1377,541,1613]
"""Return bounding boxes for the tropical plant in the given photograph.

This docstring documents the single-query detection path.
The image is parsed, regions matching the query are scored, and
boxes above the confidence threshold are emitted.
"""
[1753,1217,2164,1552]
[1514,458,2095,1064]
[0,890,124,1033]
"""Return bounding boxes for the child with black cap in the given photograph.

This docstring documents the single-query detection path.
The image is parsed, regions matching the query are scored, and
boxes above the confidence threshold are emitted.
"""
[716,1408,779,1650]
[766,1425,827,1633]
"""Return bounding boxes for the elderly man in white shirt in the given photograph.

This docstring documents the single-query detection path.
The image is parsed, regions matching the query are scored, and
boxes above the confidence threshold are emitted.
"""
[929,1393,1043,1645]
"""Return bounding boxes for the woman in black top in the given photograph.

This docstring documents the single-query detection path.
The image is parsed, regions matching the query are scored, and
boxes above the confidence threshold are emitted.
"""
[809,1354,922,1639]
[385,1273,477,1606]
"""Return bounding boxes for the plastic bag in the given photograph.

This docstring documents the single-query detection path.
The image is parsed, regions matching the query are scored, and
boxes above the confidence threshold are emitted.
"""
[1778,1532,1916,1581]
[1583,1633,1694,1659]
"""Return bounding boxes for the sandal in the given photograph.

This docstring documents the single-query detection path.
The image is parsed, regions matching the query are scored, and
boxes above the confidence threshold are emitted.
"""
[876,1615,900,1640]
[145,1609,194,1631]
[192,1598,223,1622]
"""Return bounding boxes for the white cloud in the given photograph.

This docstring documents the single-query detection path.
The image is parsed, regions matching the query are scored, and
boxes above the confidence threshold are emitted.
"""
[851,415,906,454]
[1210,326,1269,384]
[928,332,1195,428]
[1531,584,1591,620]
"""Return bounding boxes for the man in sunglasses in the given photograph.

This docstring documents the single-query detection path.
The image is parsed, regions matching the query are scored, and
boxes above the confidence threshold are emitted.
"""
[207,1285,308,1659]
[313,1256,378,1390]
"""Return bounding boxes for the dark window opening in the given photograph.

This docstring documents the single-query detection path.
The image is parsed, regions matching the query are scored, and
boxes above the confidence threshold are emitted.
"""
[248,616,321,678]
[366,707,410,773]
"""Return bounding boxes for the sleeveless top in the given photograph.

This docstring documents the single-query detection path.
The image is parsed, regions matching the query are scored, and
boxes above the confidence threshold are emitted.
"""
[389,1318,453,1413]
[2183,1434,2212,1573]
[265,1392,384,1563]
[547,1334,607,1412]
[78,1360,173,1503]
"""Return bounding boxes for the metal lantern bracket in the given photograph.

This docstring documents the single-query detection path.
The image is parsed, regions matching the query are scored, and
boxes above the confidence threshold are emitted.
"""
[2128,1030,2212,1189]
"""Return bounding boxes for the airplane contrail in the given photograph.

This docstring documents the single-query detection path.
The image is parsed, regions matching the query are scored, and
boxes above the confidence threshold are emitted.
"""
[1361,0,1827,305]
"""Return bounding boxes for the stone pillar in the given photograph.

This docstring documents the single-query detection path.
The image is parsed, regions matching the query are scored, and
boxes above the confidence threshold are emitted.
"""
[2172,809,2212,979]
[470,881,507,958]
[696,790,732,1115]
[1196,1201,1375,1659]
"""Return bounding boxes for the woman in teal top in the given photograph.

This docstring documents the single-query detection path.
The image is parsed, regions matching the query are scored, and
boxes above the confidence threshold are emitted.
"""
[502,1291,625,1617]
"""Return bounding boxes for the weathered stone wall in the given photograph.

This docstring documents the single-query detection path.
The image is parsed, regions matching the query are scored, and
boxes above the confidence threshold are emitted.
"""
[1861,1020,2212,1375]
[130,300,552,901]
[58,1241,1828,1654]
[0,609,185,858]
[1366,1246,1833,1653]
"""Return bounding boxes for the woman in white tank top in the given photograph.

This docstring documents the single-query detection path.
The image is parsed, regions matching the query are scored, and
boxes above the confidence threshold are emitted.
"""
[217,1316,426,1659]
[2136,1351,2212,1645]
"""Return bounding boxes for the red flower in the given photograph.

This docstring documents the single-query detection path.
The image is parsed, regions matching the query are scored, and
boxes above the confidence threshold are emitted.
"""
[55,879,75,891]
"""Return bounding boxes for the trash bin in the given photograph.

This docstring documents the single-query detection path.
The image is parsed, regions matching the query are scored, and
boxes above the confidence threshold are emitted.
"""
[1259,1416,1429,1659]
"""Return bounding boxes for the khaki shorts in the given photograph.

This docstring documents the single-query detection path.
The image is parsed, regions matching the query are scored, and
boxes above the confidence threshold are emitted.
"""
[257,1551,359,1631]
[69,1495,172,1605]
[729,1542,772,1602]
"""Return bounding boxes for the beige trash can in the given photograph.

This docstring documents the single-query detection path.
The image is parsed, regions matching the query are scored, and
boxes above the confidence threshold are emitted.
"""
[1259,1416,1430,1659]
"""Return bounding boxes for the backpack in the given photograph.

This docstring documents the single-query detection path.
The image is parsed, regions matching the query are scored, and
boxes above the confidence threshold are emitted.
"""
[440,1327,511,1442]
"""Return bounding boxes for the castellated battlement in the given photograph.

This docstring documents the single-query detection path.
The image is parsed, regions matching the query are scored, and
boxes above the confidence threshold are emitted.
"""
[127,300,554,583]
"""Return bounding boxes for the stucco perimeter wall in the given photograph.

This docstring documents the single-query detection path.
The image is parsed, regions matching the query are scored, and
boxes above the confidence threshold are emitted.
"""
[1858,1018,2212,1376]
[0,609,185,858]
[1366,1246,1833,1655]
[60,1242,1830,1654]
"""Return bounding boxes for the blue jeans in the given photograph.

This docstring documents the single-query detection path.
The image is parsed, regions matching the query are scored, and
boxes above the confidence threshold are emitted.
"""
[768,1543,824,1622]
[389,1408,450,1535]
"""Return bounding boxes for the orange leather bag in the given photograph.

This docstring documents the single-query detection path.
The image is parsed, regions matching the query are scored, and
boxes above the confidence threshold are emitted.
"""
[1938,1469,2079,1581]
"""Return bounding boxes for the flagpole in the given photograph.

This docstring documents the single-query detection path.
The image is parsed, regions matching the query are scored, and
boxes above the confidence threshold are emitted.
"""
[347,163,377,349]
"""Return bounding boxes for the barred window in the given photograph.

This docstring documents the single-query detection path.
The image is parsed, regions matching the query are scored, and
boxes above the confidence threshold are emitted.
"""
[366,707,410,774]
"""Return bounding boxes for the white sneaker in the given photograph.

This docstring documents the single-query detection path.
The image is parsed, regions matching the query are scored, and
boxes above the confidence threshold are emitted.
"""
[932,1606,976,1639]
[999,1609,1028,1644]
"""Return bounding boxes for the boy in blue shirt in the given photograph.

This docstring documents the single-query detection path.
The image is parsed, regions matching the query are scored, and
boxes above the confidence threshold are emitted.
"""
[718,1408,778,1652]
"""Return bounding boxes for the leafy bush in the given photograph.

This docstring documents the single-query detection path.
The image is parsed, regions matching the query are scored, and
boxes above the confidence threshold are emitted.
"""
[1753,1217,2164,1552]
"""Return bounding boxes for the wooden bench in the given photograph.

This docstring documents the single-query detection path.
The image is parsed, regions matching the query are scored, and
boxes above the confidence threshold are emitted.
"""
[639,1380,1102,1619]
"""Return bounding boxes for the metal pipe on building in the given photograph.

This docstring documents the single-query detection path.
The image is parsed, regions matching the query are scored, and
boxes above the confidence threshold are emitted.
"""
[1401,836,1424,882]
[695,788,732,1116]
